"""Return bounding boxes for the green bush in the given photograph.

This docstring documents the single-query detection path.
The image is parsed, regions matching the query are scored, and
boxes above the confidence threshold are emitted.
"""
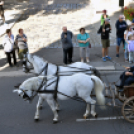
[124,6,134,21]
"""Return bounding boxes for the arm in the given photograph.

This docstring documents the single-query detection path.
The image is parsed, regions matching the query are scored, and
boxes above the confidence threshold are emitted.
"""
[23,35,27,42]
[61,33,67,43]
[97,25,102,34]
[86,34,90,43]
[77,34,86,44]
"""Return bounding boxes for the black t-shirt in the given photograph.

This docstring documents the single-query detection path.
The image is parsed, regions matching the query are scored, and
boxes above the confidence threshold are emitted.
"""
[115,20,127,38]
[98,24,111,39]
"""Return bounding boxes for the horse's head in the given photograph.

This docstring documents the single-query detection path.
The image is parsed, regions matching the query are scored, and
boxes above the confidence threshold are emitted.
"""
[13,76,46,102]
[23,53,48,75]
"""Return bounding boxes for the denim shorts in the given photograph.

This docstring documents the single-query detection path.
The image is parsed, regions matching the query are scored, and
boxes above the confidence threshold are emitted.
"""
[117,38,125,46]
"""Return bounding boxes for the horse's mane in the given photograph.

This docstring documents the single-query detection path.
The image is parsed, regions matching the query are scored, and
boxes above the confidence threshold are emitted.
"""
[32,54,47,63]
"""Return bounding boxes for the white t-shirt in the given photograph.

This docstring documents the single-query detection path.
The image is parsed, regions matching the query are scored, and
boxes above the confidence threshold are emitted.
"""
[124,30,134,41]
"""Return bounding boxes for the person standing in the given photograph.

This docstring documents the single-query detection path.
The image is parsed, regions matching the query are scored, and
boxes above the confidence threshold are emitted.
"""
[0,1,5,23]
[124,25,134,62]
[98,18,111,62]
[115,15,127,58]
[3,29,17,67]
[61,26,73,65]
[15,28,28,65]
[77,28,90,63]
[100,10,109,26]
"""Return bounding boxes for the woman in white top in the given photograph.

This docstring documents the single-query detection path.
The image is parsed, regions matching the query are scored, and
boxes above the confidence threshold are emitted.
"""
[124,25,134,62]
[3,29,17,67]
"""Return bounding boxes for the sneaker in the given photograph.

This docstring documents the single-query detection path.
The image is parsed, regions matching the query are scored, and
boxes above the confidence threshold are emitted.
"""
[105,56,111,60]
[116,54,119,58]
[102,57,106,62]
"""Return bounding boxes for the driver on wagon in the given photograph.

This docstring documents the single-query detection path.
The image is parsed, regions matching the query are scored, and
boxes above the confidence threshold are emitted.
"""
[117,66,134,88]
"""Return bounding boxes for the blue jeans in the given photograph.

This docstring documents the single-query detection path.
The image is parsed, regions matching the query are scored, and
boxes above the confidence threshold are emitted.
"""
[117,38,125,46]
[124,42,128,60]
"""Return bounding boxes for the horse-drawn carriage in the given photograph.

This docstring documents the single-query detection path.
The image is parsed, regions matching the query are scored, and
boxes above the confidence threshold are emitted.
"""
[13,53,134,124]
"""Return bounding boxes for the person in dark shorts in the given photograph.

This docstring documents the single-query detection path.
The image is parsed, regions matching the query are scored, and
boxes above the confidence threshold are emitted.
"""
[98,18,111,62]
[0,1,5,23]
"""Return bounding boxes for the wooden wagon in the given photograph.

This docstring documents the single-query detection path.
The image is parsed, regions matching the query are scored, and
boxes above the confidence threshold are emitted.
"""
[105,84,134,123]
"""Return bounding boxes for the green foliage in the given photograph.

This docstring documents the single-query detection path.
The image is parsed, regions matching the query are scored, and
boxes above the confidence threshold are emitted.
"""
[124,6,134,21]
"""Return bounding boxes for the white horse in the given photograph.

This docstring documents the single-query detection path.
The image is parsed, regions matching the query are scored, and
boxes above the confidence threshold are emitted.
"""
[14,73,105,123]
[23,53,100,77]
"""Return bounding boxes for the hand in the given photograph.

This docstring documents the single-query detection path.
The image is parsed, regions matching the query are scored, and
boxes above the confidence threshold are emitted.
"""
[82,41,86,44]
[103,29,105,32]
[125,72,133,76]
[64,35,67,38]
[125,67,130,70]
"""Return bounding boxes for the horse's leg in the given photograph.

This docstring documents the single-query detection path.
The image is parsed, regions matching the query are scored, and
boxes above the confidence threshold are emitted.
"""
[83,104,90,119]
[55,99,60,111]
[34,96,43,121]
[46,99,58,123]
[39,97,44,110]
[83,96,97,117]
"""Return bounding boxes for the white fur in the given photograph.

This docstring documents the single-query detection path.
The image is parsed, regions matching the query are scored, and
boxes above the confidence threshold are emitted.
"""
[14,73,105,122]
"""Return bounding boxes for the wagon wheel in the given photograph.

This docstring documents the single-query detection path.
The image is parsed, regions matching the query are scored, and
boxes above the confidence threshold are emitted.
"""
[122,96,134,123]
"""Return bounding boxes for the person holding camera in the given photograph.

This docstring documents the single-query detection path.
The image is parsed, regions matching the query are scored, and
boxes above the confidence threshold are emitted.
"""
[3,29,17,67]
[61,26,73,65]
[0,1,5,23]
[98,18,111,62]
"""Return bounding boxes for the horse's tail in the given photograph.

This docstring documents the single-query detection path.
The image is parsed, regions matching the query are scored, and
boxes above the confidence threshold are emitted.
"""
[90,75,105,109]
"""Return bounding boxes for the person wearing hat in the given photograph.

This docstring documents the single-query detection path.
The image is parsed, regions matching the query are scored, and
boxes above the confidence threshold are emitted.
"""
[100,10,109,26]
[115,15,127,58]
[98,18,112,62]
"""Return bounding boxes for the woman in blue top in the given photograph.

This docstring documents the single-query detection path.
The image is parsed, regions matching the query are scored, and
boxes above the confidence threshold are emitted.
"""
[77,28,90,62]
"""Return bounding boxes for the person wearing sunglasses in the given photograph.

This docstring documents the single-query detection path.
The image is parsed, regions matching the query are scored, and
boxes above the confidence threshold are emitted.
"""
[115,15,127,58]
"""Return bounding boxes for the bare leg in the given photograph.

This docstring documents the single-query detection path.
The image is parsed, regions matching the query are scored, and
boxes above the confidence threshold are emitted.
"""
[102,48,105,57]
[83,104,90,119]
[116,45,119,54]
[105,47,108,56]
[46,99,58,123]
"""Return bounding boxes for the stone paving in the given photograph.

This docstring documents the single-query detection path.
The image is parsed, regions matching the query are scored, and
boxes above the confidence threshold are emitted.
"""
[0,0,133,50]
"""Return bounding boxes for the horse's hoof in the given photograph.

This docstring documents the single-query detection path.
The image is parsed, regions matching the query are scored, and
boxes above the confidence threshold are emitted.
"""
[56,109,60,112]
[95,114,98,118]
[34,119,39,122]
[53,120,58,124]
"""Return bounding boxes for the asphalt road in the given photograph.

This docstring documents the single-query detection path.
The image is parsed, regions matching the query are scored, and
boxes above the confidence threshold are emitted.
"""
[0,75,134,134]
